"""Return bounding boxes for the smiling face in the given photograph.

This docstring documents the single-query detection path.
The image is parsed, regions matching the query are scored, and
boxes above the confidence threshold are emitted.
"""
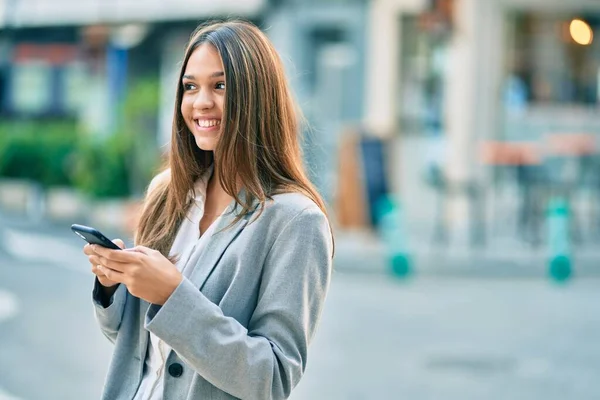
[180,43,226,152]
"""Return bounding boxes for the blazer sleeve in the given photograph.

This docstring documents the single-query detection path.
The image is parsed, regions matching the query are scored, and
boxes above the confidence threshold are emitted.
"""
[92,279,128,343]
[144,206,333,400]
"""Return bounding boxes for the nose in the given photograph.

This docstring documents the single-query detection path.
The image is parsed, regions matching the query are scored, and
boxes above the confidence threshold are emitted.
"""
[192,88,214,110]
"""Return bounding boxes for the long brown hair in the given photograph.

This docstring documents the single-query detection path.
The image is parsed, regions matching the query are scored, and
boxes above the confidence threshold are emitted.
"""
[135,20,331,257]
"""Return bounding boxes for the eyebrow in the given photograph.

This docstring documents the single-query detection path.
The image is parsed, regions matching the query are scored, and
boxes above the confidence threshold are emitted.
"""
[182,72,225,80]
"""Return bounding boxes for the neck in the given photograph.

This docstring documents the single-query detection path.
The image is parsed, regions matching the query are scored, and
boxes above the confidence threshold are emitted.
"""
[208,163,225,195]
[210,161,244,197]
[206,162,235,209]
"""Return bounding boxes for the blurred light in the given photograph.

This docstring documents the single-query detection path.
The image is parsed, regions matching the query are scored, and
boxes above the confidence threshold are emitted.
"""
[569,19,593,45]
[110,24,149,49]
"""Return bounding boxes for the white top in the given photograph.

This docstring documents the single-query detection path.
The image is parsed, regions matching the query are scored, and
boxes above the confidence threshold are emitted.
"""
[133,166,221,400]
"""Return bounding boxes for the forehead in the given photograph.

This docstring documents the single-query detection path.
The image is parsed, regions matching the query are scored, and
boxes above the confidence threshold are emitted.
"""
[184,43,224,75]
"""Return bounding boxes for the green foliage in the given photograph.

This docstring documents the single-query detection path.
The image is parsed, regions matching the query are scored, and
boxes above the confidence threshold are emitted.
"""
[71,134,132,198]
[0,77,161,199]
[121,78,161,121]
[71,76,161,199]
[119,77,161,196]
[0,120,78,187]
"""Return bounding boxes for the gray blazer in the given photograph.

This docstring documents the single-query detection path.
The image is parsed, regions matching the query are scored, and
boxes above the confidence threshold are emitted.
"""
[92,192,333,400]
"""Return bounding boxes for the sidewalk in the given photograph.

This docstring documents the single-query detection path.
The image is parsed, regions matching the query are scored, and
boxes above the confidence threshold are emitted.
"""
[0,209,134,256]
[2,208,599,279]
[334,228,600,278]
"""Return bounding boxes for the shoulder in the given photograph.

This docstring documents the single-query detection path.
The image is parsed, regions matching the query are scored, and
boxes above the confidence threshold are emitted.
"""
[259,192,333,260]
[259,192,331,238]
[147,169,171,194]
[265,192,325,220]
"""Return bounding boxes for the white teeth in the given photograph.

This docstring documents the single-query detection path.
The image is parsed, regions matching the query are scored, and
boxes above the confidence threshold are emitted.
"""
[196,119,221,128]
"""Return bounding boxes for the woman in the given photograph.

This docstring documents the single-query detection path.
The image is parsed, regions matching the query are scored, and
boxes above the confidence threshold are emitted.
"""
[83,20,333,400]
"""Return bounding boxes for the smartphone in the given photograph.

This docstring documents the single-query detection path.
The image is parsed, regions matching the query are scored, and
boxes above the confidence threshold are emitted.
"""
[71,224,121,250]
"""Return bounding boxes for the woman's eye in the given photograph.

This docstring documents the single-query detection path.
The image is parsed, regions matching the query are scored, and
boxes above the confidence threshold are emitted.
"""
[183,83,196,91]
[215,82,225,90]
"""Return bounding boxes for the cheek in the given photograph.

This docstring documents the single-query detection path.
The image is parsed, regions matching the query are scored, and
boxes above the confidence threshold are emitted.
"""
[216,95,225,112]
[181,97,192,116]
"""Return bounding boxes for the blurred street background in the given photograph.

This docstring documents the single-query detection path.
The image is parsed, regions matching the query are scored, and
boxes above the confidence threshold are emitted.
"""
[1,0,600,398]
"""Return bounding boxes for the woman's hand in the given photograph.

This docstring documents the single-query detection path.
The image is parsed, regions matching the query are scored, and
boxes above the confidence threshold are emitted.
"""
[90,245,183,305]
[84,239,125,288]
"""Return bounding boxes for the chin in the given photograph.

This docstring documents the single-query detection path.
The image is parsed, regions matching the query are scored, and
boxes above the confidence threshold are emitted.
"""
[194,137,217,152]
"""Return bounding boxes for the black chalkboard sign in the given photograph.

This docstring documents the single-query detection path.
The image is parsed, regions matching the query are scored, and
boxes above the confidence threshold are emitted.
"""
[358,136,390,227]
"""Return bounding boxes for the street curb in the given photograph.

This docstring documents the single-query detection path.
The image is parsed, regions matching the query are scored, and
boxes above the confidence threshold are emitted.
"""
[333,229,600,279]
[334,249,600,279]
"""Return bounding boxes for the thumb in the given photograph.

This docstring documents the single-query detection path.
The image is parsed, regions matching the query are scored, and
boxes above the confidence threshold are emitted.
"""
[112,238,126,249]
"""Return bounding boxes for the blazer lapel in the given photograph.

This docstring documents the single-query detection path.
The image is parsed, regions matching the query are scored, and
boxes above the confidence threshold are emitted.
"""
[185,195,254,291]
[138,298,150,360]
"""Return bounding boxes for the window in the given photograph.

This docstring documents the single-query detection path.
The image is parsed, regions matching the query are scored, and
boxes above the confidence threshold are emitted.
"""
[505,13,600,105]
[10,60,52,114]
[7,43,82,116]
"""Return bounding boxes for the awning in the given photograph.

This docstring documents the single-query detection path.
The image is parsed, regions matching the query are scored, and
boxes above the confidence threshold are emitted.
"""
[0,0,266,28]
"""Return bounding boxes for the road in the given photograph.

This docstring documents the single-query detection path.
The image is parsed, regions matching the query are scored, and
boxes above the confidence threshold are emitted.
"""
[0,224,112,400]
[0,214,599,399]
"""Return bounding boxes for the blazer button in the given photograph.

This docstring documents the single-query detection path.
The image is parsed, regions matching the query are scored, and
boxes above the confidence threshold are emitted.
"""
[168,363,184,378]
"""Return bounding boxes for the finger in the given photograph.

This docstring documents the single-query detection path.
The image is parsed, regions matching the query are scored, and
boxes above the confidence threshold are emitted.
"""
[83,244,95,256]
[129,245,154,255]
[97,265,125,283]
[93,245,142,263]
[96,256,129,273]
[88,255,101,266]
[91,264,107,278]
[112,238,125,249]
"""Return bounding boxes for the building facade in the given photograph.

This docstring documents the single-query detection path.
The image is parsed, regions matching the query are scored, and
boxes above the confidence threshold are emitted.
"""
[0,0,369,204]
[365,0,600,239]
